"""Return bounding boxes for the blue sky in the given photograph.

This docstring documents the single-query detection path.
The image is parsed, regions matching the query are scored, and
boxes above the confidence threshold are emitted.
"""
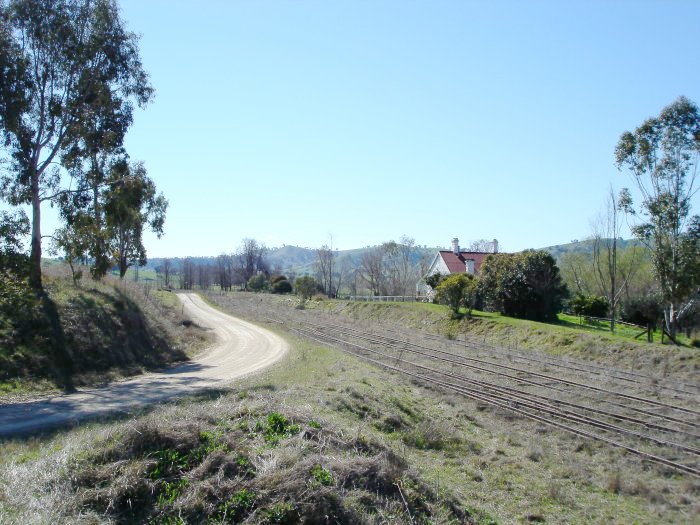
[86,0,700,256]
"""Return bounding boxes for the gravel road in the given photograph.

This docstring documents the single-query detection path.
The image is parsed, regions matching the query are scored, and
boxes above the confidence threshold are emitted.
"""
[0,293,288,437]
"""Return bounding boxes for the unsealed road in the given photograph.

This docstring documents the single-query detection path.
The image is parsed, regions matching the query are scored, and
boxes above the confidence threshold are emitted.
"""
[0,293,288,437]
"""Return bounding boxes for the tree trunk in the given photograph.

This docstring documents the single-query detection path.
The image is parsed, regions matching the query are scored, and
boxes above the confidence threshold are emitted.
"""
[664,303,678,340]
[29,170,43,290]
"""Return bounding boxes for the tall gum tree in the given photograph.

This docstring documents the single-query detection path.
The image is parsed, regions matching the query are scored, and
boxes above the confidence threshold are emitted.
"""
[616,96,700,339]
[0,0,152,289]
[104,160,166,278]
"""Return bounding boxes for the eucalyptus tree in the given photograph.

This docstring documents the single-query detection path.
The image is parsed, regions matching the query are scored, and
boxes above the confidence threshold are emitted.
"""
[103,160,166,278]
[0,0,153,289]
[616,96,700,339]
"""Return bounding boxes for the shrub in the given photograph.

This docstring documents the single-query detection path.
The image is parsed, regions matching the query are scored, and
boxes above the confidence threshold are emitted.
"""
[270,275,288,285]
[434,273,478,317]
[621,294,663,328]
[271,279,293,294]
[0,271,41,341]
[424,272,444,289]
[479,251,568,322]
[309,464,334,487]
[568,293,609,318]
[247,273,268,292]
[295,276,319,299]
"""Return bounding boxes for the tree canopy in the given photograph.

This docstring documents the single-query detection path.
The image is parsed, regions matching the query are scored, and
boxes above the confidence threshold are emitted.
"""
[480,251,568,322]
[0,0,153,288]
[616,96,700,338]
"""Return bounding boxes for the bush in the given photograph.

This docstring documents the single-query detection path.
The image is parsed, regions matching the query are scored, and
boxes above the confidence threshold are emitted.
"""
[424,272,444,289]
[479,251,568,322]
[271,279,292,294]
[568,293,609,318]
[621,294,663,328]
[247,274,268,292]
[295,276,320,299]
[270,275,288,285]
[0,271,40,335]
[434,273,478,317]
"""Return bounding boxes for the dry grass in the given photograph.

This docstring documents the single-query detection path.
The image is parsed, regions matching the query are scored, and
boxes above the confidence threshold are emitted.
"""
[0,392,470,524]
[0,266,210,401]
[1,290,699,524]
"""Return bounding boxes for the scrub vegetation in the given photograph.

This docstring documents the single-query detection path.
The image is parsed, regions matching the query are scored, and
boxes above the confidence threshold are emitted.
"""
[0,264,208,401]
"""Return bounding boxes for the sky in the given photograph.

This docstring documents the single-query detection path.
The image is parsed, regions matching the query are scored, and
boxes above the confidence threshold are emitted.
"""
[42,0,700,257]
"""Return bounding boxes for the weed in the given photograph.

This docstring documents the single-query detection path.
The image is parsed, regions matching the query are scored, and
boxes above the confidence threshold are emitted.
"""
[263,501,297,524]
[264,412,301,444]
[217,488,256,521]
[156,478,189,507]
[402,418,462,451]
[309,464,334,487]
[149,448,189,480]
[526,446,544,462]
[192,429,230,461]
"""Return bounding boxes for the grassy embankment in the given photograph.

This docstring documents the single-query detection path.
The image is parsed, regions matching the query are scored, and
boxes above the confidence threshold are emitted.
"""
[0,264,208,401]
[293,297,698,379]
[1,290,697,523]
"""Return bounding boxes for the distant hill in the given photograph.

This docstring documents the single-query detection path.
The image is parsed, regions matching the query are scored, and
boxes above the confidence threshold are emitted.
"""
[540,238,643,262]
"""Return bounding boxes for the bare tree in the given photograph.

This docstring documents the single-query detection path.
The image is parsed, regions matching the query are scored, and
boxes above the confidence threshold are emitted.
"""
[333,256,353,297]
[162,258,173,289]
[591,188,642,332]
[217,253,234,292]
[235,238,268,286]
[468,239,497,252]
[315,244,335,297]
[197,264,212,290]
[358,247,384,296]
[385,235,418,295]
[180,258,195,290]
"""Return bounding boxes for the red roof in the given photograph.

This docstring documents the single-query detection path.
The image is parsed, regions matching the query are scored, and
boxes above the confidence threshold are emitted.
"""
[438,251,491,274]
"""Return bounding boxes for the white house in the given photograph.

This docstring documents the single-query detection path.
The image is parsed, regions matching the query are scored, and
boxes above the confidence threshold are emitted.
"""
[416,238,499,298]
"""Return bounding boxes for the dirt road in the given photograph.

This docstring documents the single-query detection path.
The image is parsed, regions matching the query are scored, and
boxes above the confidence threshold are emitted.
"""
[0,293,288,437]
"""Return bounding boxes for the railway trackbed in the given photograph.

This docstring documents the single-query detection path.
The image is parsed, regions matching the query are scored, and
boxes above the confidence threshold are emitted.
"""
[267,312,699,478]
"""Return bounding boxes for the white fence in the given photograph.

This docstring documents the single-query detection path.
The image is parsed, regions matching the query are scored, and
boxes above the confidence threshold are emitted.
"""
[344,295,419,302]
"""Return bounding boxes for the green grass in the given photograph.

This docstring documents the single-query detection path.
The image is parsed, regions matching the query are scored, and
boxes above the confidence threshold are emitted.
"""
[556,312,690,344]
[110,266,159,283]
[152,288,181,309]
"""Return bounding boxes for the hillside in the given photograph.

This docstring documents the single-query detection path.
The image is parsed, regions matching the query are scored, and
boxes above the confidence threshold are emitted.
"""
[0,265,207,399]
[541,238,643,262]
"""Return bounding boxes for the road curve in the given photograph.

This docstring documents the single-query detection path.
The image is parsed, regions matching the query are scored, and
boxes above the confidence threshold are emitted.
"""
[0,293,288,437]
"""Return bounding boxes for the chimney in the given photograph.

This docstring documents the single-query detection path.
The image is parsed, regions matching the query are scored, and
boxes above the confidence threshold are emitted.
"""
[492,239,499,253]
[451,238,460,255]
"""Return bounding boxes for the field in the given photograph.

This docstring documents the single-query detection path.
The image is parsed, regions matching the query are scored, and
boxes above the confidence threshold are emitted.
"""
[1,290,697,524]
